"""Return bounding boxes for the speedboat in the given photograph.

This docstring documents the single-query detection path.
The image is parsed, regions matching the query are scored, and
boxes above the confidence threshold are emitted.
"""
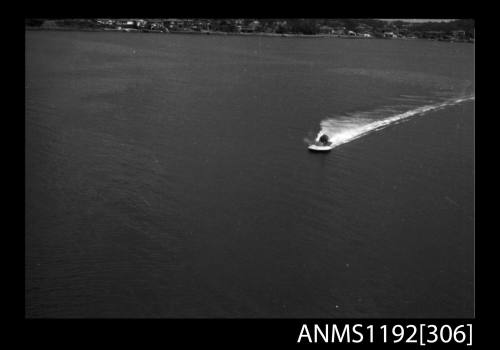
[308,134,334,152]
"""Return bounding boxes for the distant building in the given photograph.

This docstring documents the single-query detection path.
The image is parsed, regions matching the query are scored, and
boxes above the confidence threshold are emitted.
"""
[115,19,135,27]
[194,19,211,31]
[96,19,115,26]
[249,20,261,31]
[134,19,147,28]
[383,32,397,38]
[165,19,183,31]
[147,19,165,31]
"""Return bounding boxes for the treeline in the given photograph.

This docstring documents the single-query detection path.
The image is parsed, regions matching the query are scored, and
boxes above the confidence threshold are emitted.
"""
[25,18,102,29]
[411,19,474,33]
[264,18,474,36]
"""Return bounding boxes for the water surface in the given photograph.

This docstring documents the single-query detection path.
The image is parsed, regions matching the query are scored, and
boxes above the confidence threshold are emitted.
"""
[26,31,474,318]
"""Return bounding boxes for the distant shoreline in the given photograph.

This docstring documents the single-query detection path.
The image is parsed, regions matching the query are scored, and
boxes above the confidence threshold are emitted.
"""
[25,26,473,43]
[24,26,369,39]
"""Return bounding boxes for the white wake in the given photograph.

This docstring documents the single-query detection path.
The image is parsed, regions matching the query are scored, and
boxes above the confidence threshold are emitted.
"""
[313,95,474,149]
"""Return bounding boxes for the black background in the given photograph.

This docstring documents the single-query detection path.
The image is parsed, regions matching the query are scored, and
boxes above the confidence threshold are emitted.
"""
[19,2,485,347]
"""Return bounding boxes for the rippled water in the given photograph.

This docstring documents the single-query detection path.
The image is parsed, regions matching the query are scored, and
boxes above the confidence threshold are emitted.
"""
[26,31,474,318]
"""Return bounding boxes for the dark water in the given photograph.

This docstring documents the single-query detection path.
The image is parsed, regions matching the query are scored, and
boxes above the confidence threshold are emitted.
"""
[25,31,474,318]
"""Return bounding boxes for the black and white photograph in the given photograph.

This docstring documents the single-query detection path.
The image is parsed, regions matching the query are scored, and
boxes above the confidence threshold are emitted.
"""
[25,17,475,324]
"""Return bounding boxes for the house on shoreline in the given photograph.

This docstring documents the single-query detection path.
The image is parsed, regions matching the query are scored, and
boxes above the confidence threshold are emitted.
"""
[383,32,398,38]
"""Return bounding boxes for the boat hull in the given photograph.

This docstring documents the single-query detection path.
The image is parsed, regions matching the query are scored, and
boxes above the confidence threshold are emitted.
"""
[308,144,333,152]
